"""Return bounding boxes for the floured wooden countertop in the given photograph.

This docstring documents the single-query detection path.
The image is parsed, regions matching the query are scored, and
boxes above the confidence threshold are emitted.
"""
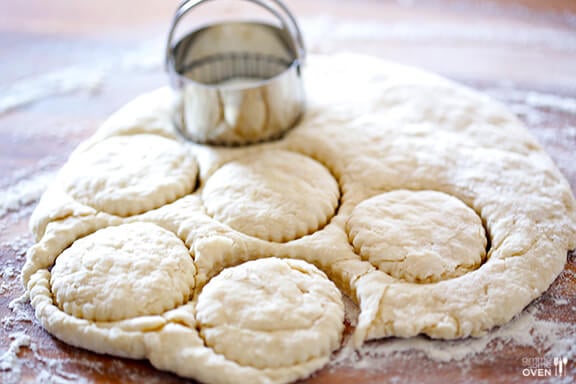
[1,0,575,383]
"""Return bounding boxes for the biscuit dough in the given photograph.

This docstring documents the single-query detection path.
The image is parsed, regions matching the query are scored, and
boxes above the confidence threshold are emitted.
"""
[51,222,196,321]
[22,53,576,384]
[202,150,339,242]
[347,190,487,283]
[196,258,344,369]
[58,134,197,216]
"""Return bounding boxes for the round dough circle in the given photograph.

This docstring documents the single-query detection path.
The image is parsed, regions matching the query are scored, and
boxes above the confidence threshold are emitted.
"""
[50,222,196,321]
[202,150,340,242]
[347,190,487,283]
[195,258,344,369]
[59,134,198,216]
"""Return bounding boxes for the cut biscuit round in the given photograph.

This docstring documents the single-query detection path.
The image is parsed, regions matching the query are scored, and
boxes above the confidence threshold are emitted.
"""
[195,258,344,369]
[59,134,197,217]
[202,150,339,242]
[50,222,196,322]
[347,190,487,283]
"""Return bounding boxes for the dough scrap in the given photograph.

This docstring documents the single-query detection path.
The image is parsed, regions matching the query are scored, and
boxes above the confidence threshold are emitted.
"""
[51,222,196,321]
[196,258,344,369]
[202,150,339,242]
[58,134,198,216]
[347,190,487,283]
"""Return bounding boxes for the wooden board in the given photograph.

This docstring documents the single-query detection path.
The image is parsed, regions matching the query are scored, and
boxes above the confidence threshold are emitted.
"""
[1,1,575,383]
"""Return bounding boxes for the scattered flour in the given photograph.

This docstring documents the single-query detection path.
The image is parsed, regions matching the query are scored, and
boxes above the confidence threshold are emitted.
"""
[554,298,570,306]
[487,88,576,116]
[0,38,163,117]
[0,171,56,218]
[0,293,93,384]
[0,68,103,117]
[332,287,576,380]
[0,333,31,373]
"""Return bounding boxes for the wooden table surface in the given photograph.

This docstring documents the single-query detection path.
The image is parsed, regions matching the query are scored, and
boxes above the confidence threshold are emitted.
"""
[1,0,575,383]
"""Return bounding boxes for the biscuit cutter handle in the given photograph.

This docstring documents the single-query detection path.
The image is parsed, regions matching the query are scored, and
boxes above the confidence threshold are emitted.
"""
[165,0,306,72]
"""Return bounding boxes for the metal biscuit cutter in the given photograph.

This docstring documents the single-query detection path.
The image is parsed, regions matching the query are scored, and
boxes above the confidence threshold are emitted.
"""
[166,0,306,146]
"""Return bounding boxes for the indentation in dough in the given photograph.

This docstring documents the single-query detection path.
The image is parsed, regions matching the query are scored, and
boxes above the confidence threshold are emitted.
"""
[59,134,198,217]
[196,258,344,369]
[347,190,487,283]
[202,150,340,242]
[50,222,196,321]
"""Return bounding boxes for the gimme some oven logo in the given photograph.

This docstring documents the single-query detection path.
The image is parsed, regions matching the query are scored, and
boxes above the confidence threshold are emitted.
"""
[521,356,569,377]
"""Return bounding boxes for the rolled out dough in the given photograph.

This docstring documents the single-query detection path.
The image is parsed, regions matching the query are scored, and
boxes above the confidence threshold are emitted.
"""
[23,53,576,384]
